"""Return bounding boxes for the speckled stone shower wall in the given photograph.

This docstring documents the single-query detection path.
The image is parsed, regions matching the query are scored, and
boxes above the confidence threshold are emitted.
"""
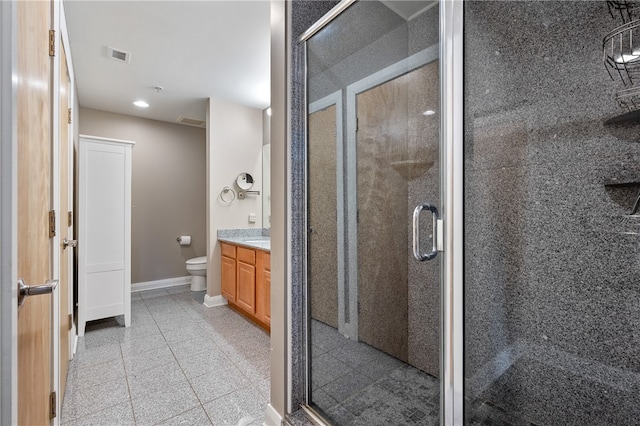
[290,0,340,411]
[464,1,640,424]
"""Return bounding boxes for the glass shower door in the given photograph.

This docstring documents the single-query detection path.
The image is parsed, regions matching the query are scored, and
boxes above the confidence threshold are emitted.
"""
[304,1,444,424]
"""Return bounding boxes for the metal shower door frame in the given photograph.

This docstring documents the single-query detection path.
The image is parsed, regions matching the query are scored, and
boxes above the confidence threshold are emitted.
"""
[441,0,464,424]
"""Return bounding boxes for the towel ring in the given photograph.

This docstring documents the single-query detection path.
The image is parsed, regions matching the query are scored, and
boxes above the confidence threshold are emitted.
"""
[220,186,236,204]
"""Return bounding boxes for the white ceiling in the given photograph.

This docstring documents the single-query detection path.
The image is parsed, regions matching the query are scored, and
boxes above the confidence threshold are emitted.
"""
[64,1,271,126]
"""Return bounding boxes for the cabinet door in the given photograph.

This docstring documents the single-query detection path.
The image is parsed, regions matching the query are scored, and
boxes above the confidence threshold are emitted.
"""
[236,261,256,314]
[256,251,271,325]
[263,269,271,325]
[221,256,236,302]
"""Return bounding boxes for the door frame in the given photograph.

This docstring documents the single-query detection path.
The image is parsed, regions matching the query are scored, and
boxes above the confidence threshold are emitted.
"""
[53,2,76,421]
[0,2,18,424]
[52,1,61,422]
[59,0,77,358]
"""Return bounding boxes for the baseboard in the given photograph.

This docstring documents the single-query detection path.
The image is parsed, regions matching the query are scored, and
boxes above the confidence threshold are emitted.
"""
[72,331,78,359]
[203,294,228,308]
[131,276,191,293]
[263,403,283,426]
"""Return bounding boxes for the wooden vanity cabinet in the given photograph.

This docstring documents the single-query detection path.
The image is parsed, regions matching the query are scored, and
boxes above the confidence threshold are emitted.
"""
[220,241,270,331]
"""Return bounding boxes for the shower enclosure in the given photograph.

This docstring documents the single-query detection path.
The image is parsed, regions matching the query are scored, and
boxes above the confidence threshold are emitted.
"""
[297,0,640,424]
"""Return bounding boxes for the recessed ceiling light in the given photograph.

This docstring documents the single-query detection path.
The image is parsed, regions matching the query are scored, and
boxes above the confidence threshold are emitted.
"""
[422,110,436,116]
[266,107,272,116]
[133,100,149,108]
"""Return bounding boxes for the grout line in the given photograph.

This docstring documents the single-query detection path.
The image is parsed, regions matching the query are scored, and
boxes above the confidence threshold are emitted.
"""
[164,298,224,424]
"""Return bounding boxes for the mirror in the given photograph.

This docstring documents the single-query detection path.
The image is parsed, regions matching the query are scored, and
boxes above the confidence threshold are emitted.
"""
[262,144,271,229]
[236,173,254,190]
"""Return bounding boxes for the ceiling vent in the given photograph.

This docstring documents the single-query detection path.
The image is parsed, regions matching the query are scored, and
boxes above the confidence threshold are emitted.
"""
[177,116,206,128]
[107,46,131,63]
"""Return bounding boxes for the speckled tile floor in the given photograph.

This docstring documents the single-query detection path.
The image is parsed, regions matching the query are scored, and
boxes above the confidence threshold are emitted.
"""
[61,287,270,426]
[309,320,440,426]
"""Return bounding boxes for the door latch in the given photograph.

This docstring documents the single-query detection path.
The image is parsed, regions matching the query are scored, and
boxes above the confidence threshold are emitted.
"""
[18,279,58,308]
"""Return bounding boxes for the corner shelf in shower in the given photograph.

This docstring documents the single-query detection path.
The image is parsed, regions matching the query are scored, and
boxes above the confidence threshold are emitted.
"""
[604,108,640,124]
[604,178,640,215]
[390,159,434,180]
[604,178,640,187]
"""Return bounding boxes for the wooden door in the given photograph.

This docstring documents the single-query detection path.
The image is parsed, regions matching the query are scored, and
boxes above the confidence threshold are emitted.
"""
[355,64,437,362]
[17,0,54,424]
[58,40,72,400]
[308,106,338,329]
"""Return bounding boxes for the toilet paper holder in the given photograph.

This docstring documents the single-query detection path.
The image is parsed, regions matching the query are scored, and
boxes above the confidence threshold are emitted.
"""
[176,236,191,245]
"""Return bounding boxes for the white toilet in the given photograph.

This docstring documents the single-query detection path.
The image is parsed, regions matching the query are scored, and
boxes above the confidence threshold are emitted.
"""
[186,256,207,291]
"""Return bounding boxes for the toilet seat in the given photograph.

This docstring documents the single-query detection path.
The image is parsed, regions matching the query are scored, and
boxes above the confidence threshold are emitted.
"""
[186,256,207,272]
[186,256,206,265]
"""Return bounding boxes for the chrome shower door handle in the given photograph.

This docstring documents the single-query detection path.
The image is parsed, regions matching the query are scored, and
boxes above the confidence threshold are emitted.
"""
[413,203,439,261]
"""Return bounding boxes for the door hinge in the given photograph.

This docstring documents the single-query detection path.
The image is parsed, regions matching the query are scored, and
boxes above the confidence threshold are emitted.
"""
[356,117,359,132]
[49,391,56,419]
[68,314,73,330]
[48,30,55,57]
[48,210,56,238]
[68,108,72,124]
[68,211,73,227]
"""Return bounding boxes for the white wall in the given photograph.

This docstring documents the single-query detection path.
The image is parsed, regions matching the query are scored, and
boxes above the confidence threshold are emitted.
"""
[269,0,287,420]
[206,98,263,297]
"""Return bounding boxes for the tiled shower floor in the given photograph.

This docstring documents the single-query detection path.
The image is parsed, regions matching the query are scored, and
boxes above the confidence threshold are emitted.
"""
[61,287,270,426]
[309,320,440,425]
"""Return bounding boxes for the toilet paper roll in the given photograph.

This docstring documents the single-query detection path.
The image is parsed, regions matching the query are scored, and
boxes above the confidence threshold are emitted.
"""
[177,236,191,246]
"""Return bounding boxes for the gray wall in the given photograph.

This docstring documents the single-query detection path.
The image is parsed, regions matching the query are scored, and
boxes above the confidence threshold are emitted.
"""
[464,2,640,424]
[79,108,206,284]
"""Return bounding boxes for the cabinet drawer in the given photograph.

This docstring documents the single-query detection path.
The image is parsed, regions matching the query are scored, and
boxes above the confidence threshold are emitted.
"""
[221,242,236,258]
[237,246,256,265]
